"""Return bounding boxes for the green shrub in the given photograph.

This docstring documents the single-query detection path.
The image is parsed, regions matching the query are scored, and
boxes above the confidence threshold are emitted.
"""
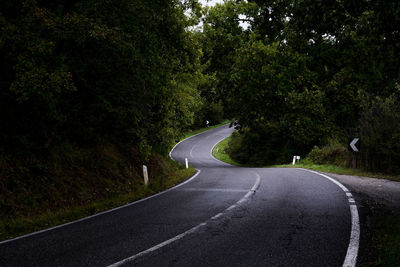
[226,131,246,162]
[195,101,225,127]
[227,128,295,165]
[308,139,352,167]
[358,89,400,174]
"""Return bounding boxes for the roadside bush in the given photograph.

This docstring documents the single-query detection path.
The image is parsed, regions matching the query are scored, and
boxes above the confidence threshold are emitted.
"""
[308,139,352,167]
[194,101,225,127]
[226,131,246,162]
[358,89,400,174]
[227,127,294,165]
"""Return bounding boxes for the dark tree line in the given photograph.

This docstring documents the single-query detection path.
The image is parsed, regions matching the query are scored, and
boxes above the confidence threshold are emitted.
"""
[0,0,213,159]
[1,0,399,175]
[200,0,400,172]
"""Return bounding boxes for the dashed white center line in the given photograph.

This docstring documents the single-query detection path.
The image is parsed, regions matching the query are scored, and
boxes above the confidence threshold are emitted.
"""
[107,172,261,267]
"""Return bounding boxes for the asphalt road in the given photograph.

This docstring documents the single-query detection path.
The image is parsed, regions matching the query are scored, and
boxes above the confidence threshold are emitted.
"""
[0,124,357,266]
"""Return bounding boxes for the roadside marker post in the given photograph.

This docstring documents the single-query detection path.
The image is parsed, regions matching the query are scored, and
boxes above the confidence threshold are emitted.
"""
[143,165,149,186]
[292,156,301,165]
[185,158,189,169]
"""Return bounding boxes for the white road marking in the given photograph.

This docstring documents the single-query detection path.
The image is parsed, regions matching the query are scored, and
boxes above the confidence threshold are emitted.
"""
[298,169,360,267]
[169,130,208,160]
[209,136,235,165]
[3,126,226,245]
[107,172,261,267]
[189,143,197,158]
[109,221,208,267]
[178,188,249,193]
[0,171,202,246]
[211,213,223,220]
[169,125,226,160]
[190,135,213,158]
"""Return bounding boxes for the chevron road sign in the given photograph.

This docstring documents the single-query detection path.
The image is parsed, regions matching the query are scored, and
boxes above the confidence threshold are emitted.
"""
[350,138,360,152]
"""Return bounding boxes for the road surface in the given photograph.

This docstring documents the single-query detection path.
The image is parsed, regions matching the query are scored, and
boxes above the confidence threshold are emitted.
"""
[0,124,358,266]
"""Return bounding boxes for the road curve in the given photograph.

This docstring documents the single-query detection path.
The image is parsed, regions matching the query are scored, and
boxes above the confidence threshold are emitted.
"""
[0,124,357,266]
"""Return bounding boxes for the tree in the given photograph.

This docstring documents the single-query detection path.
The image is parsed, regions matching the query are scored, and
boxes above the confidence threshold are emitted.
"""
[0,0,204,157]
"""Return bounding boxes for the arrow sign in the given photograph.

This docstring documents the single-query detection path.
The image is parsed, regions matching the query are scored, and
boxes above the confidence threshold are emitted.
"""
[350,138,359,152]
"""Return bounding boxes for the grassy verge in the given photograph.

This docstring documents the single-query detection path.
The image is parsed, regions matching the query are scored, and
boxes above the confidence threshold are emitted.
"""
[1,122,229,241]
[213,134,400,266]
[0,167,195,241]
[213,135,400,182]
[212,135,242,166]
[271,161,400,182]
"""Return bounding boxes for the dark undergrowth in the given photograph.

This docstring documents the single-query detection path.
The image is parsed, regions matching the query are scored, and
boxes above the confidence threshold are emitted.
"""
[0,142,195,241]
[369,209,400,266]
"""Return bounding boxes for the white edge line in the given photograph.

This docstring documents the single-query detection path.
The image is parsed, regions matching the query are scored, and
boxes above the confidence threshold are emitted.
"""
[169,124,229,161]
[1,124,229,244]
[0,172,202,245]
[1,125,231,244]
[107,172,261,267]
[297,168,360,267]
[209,136,235,166]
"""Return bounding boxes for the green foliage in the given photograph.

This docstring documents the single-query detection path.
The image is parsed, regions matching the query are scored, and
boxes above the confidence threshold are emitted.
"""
[358,88,400,173]
[0,148,196,240]
[308,140,351,167]
[199,0,253,116]
[370,210,400,266]
[195,101,224,127]
[227,37,331,163]
[200,0,400,170]
[0,0,208,237]
[226,131,248,163]
[0,0,206,158]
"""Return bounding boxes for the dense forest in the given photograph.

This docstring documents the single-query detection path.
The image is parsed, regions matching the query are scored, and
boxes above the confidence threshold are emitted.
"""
[200,0,400,172]
[0,0,399,229]
[0,0,214,226]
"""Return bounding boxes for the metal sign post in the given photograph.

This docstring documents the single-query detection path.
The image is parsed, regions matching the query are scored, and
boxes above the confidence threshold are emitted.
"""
[349,138,360,169]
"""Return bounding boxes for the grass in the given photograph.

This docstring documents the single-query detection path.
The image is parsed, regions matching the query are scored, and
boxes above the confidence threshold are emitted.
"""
[0,167,195,241]
[212,135,242,166]
[212,136,400,182]
[1,122,231,242]
[272,161,400,182]
[213,134,400,266]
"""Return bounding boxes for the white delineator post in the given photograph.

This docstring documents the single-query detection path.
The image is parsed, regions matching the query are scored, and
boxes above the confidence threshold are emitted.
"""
[143,165,149,186]
[185,158,189,169]
[292,156,296,165]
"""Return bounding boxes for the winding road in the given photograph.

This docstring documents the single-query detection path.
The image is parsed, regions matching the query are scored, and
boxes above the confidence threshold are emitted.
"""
[0,124,359,266]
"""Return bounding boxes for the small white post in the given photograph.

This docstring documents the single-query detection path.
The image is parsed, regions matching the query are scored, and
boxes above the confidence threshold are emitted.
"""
[143,165,148,186]
[292,156,296,165]
[185,158,189,169]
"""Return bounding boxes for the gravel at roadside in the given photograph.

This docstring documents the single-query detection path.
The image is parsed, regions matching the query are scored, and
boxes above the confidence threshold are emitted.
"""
[324,172,400,210]
[324,172,400,266]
